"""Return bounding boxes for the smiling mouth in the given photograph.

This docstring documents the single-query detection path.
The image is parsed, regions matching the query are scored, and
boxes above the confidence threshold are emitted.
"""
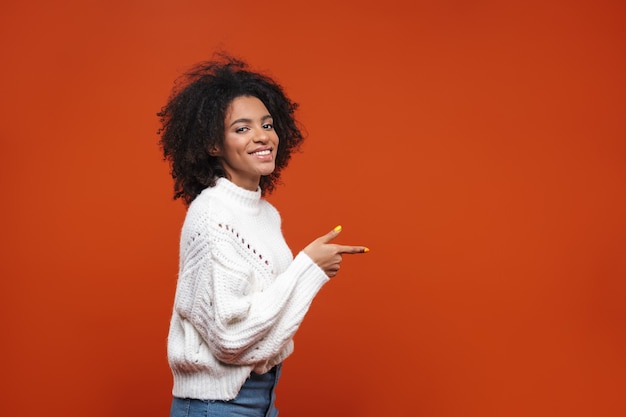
[250,149,271,156]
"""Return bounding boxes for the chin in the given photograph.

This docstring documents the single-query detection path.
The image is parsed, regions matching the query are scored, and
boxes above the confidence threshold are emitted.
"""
[260,166,276,176]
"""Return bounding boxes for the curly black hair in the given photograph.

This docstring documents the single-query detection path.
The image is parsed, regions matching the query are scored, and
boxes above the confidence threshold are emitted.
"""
[157,54,304,205]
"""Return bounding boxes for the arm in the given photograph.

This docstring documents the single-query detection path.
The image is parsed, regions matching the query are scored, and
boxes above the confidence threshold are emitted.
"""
[176,220,329,366]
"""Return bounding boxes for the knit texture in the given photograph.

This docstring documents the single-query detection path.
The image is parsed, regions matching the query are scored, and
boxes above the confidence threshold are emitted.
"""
[167,178,329,400]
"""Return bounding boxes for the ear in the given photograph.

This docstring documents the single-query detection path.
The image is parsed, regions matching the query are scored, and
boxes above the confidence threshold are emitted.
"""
[208,145,221,157]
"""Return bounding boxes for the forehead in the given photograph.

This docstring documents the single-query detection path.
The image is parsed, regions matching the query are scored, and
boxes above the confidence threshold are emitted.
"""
[225,96,269,119]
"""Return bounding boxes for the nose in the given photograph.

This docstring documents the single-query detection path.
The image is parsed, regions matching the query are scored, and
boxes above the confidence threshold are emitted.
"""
[253,126,269,143]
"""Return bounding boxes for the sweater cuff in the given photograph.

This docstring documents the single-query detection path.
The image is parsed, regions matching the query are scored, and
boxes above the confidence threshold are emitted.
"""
[291,251,330,289]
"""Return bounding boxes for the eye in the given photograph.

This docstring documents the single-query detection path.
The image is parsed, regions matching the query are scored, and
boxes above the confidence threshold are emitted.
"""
[262,123,274,130]
[235,126,249,133]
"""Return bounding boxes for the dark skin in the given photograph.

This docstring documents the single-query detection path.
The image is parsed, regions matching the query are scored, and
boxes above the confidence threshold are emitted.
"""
[303,225,368,278]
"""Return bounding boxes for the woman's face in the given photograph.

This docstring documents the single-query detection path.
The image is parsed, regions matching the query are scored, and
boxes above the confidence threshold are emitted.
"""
[216,96,279,191]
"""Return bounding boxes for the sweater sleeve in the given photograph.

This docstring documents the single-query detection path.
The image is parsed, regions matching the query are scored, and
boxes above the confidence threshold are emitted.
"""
[175,219,329,366]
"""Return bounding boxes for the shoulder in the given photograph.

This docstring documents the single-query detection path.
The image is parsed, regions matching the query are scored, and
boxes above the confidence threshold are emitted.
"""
[182,188,236,237]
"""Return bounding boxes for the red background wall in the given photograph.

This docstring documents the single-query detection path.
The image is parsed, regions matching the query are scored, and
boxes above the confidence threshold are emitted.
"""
[1,1,624,416]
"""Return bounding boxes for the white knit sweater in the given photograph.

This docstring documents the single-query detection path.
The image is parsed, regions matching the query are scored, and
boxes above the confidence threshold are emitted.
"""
[167,178,329,400]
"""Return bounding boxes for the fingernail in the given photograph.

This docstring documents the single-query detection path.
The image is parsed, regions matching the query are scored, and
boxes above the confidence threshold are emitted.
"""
[363,247,370,253]
[333,225,342,232]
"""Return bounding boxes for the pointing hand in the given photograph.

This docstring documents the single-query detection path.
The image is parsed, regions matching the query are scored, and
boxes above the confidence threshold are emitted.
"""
[303,225,369,278]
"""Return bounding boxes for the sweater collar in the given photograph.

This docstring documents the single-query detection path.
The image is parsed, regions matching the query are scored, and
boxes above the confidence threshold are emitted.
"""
[213,177,262,210]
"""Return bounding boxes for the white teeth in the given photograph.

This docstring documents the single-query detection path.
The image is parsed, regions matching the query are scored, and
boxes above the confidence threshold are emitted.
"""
[252,150,271,156]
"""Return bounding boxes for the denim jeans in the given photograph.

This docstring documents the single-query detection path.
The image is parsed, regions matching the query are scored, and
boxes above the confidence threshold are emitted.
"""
[170,365,281,417]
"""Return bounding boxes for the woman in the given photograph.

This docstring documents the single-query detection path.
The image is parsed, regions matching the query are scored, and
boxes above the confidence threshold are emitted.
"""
[158,55,368,417]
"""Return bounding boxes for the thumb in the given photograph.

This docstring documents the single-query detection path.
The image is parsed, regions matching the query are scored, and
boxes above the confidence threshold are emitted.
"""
[319,225,342,243]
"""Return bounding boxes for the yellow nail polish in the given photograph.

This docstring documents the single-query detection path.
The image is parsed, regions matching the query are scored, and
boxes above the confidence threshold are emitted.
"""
[363,247,370,253]
[333,225,342,232]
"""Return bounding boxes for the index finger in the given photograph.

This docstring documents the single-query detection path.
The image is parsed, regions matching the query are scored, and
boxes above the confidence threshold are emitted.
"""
[336,245,370,254]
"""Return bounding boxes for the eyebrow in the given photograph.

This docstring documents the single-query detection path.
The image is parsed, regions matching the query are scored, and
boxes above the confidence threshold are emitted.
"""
[229,114,273,128]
